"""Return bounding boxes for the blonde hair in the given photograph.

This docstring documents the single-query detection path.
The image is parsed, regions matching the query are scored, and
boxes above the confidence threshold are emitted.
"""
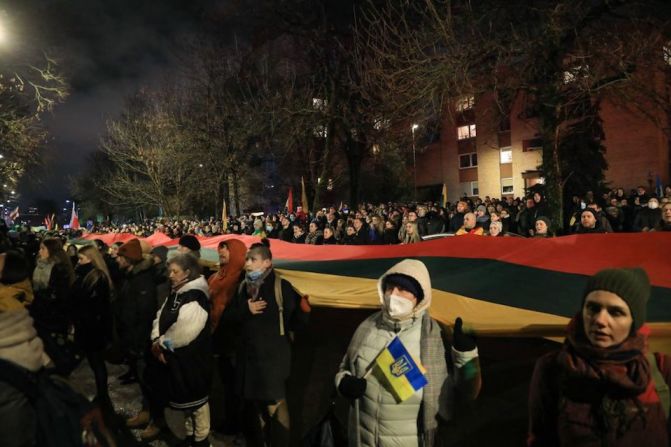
[403,222,422,244]
[79,245,113,289]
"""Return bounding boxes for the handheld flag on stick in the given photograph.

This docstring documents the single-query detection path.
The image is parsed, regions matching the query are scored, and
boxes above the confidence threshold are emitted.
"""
[286,187,294,214]
[373,336,428,402]
[69,202,80,230]
[9,206,19,221]
[222,199,228,230]
[301,177,309,214]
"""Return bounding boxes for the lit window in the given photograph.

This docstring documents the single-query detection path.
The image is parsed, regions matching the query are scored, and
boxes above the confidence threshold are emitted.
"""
[457,124,476,140]
[459,182,479,197]
[456,95,474,112]
[500,147,512,164]
[501,178,514,194]
[459,153,478,169]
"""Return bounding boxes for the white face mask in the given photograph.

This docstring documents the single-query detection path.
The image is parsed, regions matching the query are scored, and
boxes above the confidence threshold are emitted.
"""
[648,201,659,209]
[384,294,415,319]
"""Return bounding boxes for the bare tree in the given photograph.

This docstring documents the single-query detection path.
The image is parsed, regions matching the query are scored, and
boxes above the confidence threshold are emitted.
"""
[360,0,671,228]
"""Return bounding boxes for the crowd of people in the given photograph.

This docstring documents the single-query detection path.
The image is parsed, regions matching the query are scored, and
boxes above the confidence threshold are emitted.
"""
[77,185,671,244]
[0,184,670,446]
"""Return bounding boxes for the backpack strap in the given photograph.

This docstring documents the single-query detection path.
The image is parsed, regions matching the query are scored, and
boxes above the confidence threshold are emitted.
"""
[274,274,285,337]
[646,352,670,420]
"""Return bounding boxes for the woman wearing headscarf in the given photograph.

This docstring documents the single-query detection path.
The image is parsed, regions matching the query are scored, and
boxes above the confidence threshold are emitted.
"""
[528,268,671,446]
[533,216,554,238]
[335,259,481,446]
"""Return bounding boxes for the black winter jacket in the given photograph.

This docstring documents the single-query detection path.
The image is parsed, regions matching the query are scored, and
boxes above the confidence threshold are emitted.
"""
[117,257,158,357]
[225,269,309,401]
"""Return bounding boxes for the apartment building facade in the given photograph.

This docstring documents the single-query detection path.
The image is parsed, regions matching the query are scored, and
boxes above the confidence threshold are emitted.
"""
[415,89,671,202]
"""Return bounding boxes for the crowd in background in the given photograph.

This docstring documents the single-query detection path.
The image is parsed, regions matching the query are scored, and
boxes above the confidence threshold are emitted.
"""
[76,184,671,243]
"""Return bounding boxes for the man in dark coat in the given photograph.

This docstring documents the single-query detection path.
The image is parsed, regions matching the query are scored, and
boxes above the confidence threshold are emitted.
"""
[115,239,163,439]
[225,240,310,447]
[351,217,370,245]
[116,239,158,383]
[633,197,663,232]
[448,201,469,233]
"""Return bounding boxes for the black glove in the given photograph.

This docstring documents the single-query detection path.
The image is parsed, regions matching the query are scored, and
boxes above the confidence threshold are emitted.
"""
[338,375,367,399]
[453,317,476,352]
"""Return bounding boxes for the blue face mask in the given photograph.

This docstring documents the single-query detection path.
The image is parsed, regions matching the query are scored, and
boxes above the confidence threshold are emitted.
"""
[246,270,265,281]
[266,225,273,232]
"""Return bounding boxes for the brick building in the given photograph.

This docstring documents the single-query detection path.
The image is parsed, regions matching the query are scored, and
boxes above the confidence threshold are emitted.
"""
[415,88,671,202]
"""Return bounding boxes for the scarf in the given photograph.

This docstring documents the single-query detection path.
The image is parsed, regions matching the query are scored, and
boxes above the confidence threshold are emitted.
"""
[32,259,54,291]
[557,314,651,438]
[245,267,273,300]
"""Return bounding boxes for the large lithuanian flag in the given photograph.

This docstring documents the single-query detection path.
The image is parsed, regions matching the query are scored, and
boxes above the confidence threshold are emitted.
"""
[82,232,671,341]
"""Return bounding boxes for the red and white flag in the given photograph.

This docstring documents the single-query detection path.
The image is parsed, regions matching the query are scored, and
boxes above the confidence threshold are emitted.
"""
[8,206,19,221]
[285,187,294,214]
[69,202,80,229]
[44,213,55,230]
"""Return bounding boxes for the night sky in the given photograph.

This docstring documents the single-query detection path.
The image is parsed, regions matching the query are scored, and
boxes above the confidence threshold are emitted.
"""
[7,0,212,204]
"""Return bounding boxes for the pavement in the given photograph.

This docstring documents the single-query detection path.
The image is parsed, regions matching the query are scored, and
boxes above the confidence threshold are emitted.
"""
[68,307,561,446]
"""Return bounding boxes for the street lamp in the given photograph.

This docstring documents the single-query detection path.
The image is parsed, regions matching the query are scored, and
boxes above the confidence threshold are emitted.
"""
[411,123,419,201]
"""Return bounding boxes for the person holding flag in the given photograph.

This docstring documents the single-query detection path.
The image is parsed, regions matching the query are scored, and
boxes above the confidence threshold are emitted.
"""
[335,259,481,446]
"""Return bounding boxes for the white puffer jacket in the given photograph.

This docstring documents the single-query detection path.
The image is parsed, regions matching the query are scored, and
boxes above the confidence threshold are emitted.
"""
[336,259,478,447]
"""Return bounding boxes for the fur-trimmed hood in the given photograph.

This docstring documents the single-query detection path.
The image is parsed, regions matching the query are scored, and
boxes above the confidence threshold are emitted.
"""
[377,259,432,321]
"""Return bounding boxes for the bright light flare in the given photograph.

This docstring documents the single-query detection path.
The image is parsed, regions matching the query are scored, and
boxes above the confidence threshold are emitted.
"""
[0,20,7,45]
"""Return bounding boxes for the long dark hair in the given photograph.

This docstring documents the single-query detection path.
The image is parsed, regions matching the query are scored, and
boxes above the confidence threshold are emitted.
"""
[41,238,75,285]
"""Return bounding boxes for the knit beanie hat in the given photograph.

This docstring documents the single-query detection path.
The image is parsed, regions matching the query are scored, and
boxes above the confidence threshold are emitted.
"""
[151,245,168,263]
[118,239,143,263]
[383,273,424,302]
[536,216,552,230]
[179,234,201,252]
[581,208,599,222]
[583,268,650,331]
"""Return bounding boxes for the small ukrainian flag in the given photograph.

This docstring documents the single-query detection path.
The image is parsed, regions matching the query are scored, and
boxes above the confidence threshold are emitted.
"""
[375,336,428,402]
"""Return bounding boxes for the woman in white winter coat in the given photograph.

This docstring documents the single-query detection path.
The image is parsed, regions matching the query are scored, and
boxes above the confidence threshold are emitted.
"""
[335,259,482,447]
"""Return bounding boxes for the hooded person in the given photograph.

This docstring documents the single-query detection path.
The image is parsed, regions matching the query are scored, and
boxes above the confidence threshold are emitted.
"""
[208,238,247,332]
[533,216,553,238]
[528,268,671,446]
[335,259,481,447]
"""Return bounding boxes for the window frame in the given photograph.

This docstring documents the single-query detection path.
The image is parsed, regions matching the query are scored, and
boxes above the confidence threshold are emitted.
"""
[459,152,478,169]
[501,177,514,195]
[457,124,477,140]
